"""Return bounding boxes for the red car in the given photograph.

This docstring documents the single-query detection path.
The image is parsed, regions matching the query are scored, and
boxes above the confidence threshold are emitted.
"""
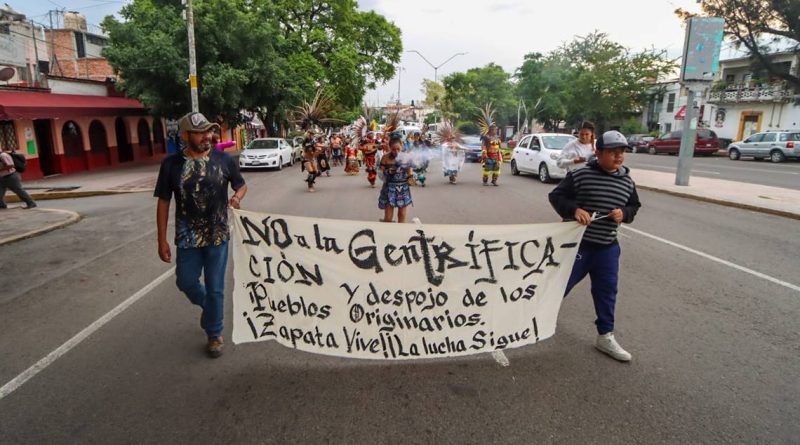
[647,129,720,156]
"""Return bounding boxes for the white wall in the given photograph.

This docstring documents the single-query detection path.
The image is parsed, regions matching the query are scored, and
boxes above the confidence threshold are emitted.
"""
[48,77,108,96]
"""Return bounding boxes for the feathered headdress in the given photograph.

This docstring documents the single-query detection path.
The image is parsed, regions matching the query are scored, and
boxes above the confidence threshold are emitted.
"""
[433,120,463,146]
[352,116,370,141]
[292,89,342,131]
[477,102,496,136]
[383,111,401,136]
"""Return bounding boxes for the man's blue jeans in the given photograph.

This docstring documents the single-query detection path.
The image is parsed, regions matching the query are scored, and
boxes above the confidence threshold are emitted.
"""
[175,241,229,338]
[563,243,621,335]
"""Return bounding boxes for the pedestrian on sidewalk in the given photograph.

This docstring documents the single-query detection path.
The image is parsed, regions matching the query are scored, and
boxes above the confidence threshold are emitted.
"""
[557,121,596,172]
[0,146,37,209]
[154,112,247,358]
[548,130,641,362]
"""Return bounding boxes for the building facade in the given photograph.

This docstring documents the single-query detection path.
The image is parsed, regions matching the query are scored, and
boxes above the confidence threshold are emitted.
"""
[706,51,799,141]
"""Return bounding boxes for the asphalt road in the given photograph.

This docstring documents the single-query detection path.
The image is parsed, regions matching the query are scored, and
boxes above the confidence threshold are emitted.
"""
[1,161,798,444]
[624,151,800,189]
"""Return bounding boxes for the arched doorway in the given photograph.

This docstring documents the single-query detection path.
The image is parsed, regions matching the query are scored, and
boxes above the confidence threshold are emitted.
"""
[152,118,166,154]
[61,120,87,173]
[88,120,111,168]
[116,117,133,162]
[137,118,153,158]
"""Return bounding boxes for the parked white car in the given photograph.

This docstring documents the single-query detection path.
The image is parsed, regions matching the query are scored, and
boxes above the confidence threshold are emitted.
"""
[510,133,576,182]
[239,138,294,170]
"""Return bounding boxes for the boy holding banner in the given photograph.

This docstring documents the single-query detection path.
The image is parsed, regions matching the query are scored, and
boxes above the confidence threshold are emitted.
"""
[548,130,641,362]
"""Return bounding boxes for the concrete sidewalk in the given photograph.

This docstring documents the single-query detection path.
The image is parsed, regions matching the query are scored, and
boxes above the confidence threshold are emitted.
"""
[2,161,798,246]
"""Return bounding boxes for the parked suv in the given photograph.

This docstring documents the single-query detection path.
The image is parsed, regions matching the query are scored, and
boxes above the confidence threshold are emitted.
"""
[727,131,800,163]
[647,129,720,156]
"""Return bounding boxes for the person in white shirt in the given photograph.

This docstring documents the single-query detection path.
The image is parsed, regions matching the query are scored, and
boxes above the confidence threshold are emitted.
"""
[0,147,37,209]
[558,121,596,172]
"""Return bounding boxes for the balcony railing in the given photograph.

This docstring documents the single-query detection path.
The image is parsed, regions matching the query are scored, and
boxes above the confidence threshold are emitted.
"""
[708,82,794,103]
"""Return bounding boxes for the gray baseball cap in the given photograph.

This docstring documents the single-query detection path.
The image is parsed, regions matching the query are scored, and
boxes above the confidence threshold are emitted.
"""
[178,112,220,133]
[596,130,630,150]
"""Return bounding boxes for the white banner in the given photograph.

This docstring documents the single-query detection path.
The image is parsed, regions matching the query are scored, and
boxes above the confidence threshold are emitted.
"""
[232,209,585,360]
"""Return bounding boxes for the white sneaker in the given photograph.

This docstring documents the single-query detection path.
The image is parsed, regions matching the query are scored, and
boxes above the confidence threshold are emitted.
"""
[595,332,632,362]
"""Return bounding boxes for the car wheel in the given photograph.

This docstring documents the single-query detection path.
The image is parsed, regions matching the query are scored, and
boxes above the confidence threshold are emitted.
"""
[538,163,551,183]
[511,160,520,176]
[278,157,283,170]
[289,155,294,166]
[648,145,656,155]
[728,148,740,160]
[770,150,786,163]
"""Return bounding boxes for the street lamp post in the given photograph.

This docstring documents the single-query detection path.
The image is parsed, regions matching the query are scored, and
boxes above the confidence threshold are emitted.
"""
[407,50,467,83]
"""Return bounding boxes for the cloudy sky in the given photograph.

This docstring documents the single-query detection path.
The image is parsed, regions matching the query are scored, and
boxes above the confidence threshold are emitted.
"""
[21,0,712,105]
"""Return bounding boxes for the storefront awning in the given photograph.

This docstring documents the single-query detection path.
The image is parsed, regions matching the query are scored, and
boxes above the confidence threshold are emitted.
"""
[674,105,686,120]
[0,91,146,120]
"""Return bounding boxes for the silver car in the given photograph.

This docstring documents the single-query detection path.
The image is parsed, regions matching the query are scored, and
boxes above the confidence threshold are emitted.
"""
[728,131,800,163]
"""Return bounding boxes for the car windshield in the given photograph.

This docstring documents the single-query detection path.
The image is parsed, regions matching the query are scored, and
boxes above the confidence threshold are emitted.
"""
[248,140,279,149]
[462,136,482,146]
[541,135,575,150]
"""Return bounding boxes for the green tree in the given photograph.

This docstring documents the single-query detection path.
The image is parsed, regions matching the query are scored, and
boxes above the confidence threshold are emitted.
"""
[550,31,676,130]
[514,52,570,131]
[420,79,445,107]
[677,0,799,89]
[442,64,516,131]
[102,0,402,133]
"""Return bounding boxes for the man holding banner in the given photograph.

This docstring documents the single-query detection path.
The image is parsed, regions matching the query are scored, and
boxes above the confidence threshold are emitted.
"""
[549,130,641,362]
[155,112,248,358]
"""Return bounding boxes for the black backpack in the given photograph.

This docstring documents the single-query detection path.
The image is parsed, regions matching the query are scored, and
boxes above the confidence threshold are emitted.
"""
[10,152,26,173]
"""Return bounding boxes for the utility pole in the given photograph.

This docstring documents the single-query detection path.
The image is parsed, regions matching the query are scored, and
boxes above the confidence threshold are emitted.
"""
[675,16,723,186]
[29,20,40,86]
[185,0,199,112]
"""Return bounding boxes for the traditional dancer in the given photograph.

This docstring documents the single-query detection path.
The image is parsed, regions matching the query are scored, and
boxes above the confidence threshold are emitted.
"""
[412,154,429,187]
[302,131,321,192]
[436,120,465,184]
[378,135,414,223]
[330,133,344,167]
[478,103,503,186]
[316,133,331,177]
[292,89,340,192]
[344,137,360,175]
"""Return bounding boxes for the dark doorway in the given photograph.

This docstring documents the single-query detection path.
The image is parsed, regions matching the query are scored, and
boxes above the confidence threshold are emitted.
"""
[61,120,87,173]
[89,120,111,167]
[137,118,153,157]
[152,119,166,153]
[116,117,133,162]
[33,119,59,176]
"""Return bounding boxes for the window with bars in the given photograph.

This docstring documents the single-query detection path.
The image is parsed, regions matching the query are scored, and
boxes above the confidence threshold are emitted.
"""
[0,121,19,151]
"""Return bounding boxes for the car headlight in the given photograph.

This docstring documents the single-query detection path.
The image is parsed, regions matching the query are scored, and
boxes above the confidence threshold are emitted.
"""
[267,153,278,158]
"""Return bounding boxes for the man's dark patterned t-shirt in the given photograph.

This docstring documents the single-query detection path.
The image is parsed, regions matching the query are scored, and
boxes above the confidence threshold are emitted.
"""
[154,150,245,249]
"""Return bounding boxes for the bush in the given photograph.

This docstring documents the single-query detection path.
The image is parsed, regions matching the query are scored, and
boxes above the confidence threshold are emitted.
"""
[456,121,480,135]
[620,118,646,136]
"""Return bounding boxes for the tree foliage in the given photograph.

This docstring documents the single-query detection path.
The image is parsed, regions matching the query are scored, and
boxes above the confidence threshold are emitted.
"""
[514,32,675,131]
[677,0,799,89]
[102,0,401,133]
[441,64,516,133]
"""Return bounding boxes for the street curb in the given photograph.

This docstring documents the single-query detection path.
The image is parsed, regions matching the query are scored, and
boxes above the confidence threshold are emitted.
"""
[4,189,151,203]
[637,185,800,221]
[0,208,82,246]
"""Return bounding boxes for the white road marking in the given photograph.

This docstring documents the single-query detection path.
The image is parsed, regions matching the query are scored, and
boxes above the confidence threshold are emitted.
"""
[692,170,721,175]
[622,227,800,293]
[491,350,510,367]
[0,267,176,400]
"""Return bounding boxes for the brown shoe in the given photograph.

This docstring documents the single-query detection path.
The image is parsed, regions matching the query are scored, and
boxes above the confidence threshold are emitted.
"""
[206,336,224,358]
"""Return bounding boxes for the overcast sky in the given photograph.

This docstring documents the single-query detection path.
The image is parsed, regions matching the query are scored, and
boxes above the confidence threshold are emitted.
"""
[20,0,711,106]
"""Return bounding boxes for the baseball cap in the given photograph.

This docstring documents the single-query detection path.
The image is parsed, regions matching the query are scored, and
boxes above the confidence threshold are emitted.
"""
[178,112,220,133]
[596,130,630,150]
